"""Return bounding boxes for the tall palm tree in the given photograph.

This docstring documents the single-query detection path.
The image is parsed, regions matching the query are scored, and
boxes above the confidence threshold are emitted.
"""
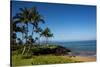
[34,27,43,45]
[13,7,45,55]
[24,7,45,55]
[30,7,45,44]
[13,7,32,44]
[13,7,32,55]
[40,27,53,45]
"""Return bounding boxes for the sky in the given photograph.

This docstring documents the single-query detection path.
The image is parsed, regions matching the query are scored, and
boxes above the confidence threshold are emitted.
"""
[11,1,96,42]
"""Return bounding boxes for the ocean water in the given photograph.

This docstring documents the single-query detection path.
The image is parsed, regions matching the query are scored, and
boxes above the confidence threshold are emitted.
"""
[52,40,96,56]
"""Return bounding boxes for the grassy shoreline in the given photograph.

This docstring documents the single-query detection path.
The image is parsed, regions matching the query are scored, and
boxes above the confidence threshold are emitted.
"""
[12,54,96,66]
[11,45,96,66]
[12,55,81,66]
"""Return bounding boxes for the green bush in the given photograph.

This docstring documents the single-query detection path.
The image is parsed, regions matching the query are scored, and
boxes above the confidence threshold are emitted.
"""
[11,44,71,56]
[29,45,71,55]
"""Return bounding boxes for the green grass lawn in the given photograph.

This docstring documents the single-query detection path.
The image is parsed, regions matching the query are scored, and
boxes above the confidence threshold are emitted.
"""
[11,45,81,66]
[12,54,80,66]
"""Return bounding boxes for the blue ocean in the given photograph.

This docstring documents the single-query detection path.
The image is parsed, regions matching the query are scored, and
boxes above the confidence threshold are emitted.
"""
[52,40,96,56]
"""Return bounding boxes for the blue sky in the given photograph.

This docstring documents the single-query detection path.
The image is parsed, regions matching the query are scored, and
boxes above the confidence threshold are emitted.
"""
[11,1,96,41]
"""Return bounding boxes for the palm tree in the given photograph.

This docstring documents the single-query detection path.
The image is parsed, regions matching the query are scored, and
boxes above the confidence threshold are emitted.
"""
[12,7,45,55]
[34,27,43,45]
[40,27,53,45]
[13,7,32,44]
[30,7,45,44]
[13,7,32,55]
[25,7,45,55]
[26,35,34,55]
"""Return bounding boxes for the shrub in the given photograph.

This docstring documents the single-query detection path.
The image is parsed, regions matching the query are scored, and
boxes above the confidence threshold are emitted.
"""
[30,45,71,55]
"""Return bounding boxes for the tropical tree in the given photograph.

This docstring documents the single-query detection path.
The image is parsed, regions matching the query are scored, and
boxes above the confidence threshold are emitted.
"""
[30,7,45,44]
[13,7,32,55]
[12,6,46,55]
[26,35,35,54]
[40,27,53,45]
[26,7,45,55]
[13,7,33,43]
[34,27,43,45]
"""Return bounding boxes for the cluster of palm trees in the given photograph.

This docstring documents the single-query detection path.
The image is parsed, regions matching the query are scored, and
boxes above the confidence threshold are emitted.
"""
[11,6,53,55]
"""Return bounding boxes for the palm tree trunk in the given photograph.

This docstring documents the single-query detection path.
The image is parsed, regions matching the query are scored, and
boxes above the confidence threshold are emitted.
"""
[46,37,48,45]
[22,33,24,45]
[22,23,28,55]
[26,26,34,55]
[39,36,40,45]
[22,45,26,55]
[32,26,34,44]
[39,34,41,45]
[26,23,29,55]
[26,24,34,55]
[22,32,27,55]
[26,45,31,55]
[20,33,24,55]
[26,23,28,44]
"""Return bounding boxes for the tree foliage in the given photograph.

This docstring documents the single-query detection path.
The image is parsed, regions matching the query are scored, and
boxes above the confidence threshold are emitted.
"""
[11,6,53,55]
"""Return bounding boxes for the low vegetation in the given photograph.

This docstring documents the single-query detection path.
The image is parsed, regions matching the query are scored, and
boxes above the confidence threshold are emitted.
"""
[12,54,81,66]
[12,45,71,56]
[11,44,80,66]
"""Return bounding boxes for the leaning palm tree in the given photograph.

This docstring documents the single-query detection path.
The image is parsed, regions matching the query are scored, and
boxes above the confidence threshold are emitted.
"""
[13,7,32,55]
[30,7,45,43]
[13,7,45,55]
[26,35,34,55]
[40,27,53,45]
[24,7,45,55]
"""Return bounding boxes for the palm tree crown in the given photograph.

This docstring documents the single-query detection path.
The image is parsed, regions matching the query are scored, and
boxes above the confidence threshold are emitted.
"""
[41,27,53,44]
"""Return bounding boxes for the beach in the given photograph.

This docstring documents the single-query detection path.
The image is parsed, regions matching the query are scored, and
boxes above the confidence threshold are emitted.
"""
[63,56,96,62]
[73,56,96,62]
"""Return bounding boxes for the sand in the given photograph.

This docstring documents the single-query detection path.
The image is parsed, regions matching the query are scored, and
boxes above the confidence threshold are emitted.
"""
[63,55,96,62]
[71,56,96,62]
